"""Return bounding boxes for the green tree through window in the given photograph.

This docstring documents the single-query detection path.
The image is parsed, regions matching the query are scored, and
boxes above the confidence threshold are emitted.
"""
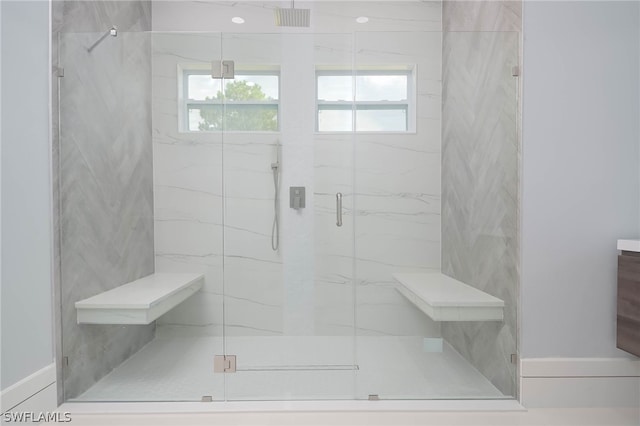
[199,80,278,131]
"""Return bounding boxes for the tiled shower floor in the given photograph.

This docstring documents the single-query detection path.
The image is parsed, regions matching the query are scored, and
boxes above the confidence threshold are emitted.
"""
[72,336,506,401]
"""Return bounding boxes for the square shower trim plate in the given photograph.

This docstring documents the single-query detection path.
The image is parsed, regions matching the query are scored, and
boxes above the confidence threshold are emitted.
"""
[75,273,204,325]
[392,273,504,322]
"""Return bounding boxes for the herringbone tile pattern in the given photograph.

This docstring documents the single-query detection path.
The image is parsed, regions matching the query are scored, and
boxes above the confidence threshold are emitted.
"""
[441,28,519,396]
[58,1,153,399]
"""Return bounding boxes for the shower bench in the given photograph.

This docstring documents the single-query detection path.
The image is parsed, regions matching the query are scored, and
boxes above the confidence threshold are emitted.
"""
[75,273,204,325]
[392,273,504,321]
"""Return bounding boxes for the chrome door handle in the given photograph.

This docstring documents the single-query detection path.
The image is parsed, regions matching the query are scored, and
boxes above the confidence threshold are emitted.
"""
[336,192,343,227]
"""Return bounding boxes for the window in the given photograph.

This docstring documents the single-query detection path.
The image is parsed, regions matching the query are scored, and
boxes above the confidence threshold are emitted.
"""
[316,69,414,132]
[182,70,279,132]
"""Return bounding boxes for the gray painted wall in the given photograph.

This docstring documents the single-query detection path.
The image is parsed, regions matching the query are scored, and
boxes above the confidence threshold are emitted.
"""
[54,0,155,399]
[1,0,55,390]
[521,1,640,359]
[441,1,521,396]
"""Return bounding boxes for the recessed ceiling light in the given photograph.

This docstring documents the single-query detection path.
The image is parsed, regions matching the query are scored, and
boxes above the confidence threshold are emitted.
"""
[356,16,369,24]
[232,17,245,24]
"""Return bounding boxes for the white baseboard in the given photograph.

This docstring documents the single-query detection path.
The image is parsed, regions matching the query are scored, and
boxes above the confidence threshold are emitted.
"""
[521,356,640,377]
[520,357,640,408]
[1,363,57,413]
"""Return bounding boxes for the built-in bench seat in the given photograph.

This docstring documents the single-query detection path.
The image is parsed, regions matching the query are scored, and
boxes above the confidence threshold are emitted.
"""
[75,273,204,325]
[393,273,504,322]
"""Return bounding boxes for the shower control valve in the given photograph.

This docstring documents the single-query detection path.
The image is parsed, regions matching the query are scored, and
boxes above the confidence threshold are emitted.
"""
[290,187,306,209]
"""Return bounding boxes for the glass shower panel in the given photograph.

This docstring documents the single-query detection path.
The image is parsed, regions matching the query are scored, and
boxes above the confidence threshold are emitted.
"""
[439,31,519,399]
[149,32,225,401]
[222,33,356,401]
[58,31,226,402]
[57,30,156,402]
[353,31,519,400]
[57,27,519,404]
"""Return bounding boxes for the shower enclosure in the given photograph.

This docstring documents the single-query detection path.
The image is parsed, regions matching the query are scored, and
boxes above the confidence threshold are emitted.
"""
[56,3,518,403]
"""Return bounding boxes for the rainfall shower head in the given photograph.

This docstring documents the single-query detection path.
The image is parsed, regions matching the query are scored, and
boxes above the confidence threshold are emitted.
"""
[274,1,310,27]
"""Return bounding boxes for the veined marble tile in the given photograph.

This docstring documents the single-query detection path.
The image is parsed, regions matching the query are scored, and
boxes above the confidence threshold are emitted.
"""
[57,1,153,400]
[149,7,444,360]
[223,296,284,336]
[356,230,440,270]
[223,258,283,305]
[311,33,354,65]
[152,32,222,64]
[56,0,151,34]
[154,220,222,259]
[441,25,519,396]
[443,1,522,32]
[154,185,222,224]
[356,300,439,337]
[314,254,355,329]
[314,218,354,260]
[156,284,223,328]
[355,32,441,78]
[221,33,284,64]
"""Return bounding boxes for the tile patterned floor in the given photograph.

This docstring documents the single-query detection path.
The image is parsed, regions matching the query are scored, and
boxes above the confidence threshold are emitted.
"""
[73,336,505,401]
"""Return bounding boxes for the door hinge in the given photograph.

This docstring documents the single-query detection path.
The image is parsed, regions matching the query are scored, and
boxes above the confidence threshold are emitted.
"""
[511,66,520,77]
[58,67,65,78]
[214,355,237,373]
[211,60,235,79]
[510,353,518,364]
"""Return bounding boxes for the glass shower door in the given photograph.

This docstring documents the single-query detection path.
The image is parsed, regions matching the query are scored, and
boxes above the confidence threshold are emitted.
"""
[351,30,520,400]
[221,32,357,400]
[58,30,227,402]
[148,32,226,401]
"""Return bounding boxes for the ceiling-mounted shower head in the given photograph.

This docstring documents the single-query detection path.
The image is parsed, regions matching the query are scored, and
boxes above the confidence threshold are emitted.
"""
[274,1,310,27]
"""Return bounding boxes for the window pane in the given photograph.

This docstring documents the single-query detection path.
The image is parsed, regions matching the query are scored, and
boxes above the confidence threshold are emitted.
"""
[356,74,408,101]
[223,105,278,131]
[318,108,353,132]
[188,105,223,131]
[189,105,278,132]
[356,108,407,131]
[188,75,221,101]
[225,75,279,101]
[317,75,352,101]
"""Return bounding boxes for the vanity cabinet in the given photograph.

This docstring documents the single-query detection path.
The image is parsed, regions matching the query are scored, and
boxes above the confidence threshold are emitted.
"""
[617,251,640,357]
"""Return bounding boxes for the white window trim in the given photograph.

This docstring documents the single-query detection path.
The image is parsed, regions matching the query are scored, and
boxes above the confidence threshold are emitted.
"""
[179,66,281,133]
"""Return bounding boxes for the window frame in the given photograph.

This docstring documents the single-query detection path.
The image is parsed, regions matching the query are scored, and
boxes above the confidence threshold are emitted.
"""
[180,68,281,133]
[315,68,415,133]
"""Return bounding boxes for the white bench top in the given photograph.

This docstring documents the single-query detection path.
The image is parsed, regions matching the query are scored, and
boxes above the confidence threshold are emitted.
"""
[75,273,204,325]
[393,273,504,322]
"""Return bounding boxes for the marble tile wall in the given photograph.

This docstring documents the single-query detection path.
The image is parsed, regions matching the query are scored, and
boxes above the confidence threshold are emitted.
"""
[152,2,444,347]
[151,33,281,341]
[441,0,521,397]
[443,0,521,32]
[54,0,153,400]
[353,31,442,338]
